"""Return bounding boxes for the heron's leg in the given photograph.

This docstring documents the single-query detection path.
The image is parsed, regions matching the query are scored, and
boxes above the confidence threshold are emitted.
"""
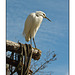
[30,35,32,46]
[30,39,32,46]
[33,38,36,48]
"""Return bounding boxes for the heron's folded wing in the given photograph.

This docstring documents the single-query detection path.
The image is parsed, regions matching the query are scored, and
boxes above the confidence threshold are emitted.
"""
[23,14,34,36]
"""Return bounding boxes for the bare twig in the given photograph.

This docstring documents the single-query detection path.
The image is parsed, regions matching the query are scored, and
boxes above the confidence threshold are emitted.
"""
[32,53,56,74]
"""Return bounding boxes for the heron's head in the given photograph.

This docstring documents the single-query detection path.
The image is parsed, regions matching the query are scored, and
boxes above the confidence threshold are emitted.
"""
[36,11,51,22]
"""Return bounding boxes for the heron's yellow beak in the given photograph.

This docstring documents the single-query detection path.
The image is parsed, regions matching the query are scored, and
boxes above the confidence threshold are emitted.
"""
[45,16,51,22]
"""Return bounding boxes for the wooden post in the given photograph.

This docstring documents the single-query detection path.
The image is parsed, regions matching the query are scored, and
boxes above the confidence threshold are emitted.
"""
[6,40,42,75]
[6,40,41,60]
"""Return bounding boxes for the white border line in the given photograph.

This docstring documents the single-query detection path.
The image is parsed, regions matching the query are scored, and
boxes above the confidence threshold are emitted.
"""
[70,0,75,75]
[0,0,6,75]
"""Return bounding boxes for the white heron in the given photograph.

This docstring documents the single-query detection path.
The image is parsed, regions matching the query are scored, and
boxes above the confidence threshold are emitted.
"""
[23,11,51,48]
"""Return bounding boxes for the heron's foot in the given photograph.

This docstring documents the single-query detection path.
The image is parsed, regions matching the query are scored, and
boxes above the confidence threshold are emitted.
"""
[33,47,41,53]
[33,47,37,50]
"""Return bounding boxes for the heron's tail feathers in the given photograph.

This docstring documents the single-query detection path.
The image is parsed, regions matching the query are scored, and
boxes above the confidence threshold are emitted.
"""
[25,35,30,42]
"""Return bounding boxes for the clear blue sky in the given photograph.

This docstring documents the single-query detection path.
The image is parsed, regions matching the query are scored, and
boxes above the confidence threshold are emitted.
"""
[6,0,69,75]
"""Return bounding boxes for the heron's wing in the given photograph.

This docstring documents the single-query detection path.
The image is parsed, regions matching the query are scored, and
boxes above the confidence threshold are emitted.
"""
[23,13,34,36]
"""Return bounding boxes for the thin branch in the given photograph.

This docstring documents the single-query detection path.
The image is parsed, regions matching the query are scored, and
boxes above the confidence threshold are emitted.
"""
[33,54,56,74]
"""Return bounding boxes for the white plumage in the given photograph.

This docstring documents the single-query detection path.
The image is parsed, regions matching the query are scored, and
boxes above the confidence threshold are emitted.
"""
[23,11,51,48]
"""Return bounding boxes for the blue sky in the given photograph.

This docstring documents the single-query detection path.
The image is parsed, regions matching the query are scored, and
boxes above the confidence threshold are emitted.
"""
[6,0,69,75]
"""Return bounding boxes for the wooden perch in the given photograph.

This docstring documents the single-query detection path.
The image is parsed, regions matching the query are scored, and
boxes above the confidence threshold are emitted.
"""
[6,57,19,67]
[6,40,41,60]
[6,57,33,74]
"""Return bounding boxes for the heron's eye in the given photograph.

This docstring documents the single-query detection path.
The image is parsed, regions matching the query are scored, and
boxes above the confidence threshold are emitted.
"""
[43,14,45,16]
[36,14,39,17]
